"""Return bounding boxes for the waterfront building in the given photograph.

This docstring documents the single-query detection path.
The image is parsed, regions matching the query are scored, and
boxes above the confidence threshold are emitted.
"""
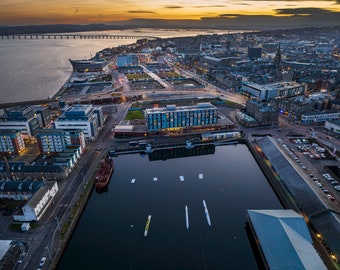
[13,181,58,222]
[247,209,327,270]
[116,54,139,68]
[35,129,85,154]
[241,81,305,101]
[0,129,25,155]
[256,136,340,260]
[0,106,42,138]
[53,104,103,140]
[144,103,218,131]
[301,110,340,124]
[69,53,107,72]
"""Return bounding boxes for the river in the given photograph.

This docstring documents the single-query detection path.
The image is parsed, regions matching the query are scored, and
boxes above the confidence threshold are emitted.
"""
[0,28,238,103]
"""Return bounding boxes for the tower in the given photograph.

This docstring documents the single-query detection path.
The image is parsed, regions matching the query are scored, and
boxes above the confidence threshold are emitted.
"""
[274,43,282,81]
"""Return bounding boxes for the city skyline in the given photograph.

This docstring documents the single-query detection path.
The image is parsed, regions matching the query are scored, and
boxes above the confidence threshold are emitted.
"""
[0,0,340,27]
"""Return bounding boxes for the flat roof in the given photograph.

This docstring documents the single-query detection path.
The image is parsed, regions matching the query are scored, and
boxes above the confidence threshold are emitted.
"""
[248,209,327,270]
[257,136,340,258]
[0,240,12,261]
[145,103,217,114]
[243,81,303,91]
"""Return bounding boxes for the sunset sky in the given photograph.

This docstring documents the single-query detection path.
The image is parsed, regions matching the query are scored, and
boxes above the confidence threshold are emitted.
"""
[0,0,339,25]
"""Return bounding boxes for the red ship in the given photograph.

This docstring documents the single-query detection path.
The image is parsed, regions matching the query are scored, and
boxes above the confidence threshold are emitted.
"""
[94,156,114,190]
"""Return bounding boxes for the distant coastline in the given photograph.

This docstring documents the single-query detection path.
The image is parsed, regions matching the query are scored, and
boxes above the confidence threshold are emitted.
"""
[1,22,339,36]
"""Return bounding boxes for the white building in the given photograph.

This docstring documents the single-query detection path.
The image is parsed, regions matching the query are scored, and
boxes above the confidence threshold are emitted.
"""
[0,106,42,138]
[241,81,305,101]
[301,110,340,124]
[13,181,58,222]
[325,120,340,134]
[36,129,85,154]
[53,104,103,140]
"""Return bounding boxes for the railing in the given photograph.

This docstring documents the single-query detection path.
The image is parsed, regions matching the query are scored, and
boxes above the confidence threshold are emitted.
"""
[0,34,158,40]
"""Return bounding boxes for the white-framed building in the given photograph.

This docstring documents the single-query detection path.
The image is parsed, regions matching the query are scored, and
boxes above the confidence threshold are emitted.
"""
[53,104,103,140]
[13,181,58,222]
[301,110,340,124]
[53,147,82,171]
[0,106,42,138]
[325,120,340,134]
[36,129,85,154]
[241,81,305,101]
[145,103,218,131]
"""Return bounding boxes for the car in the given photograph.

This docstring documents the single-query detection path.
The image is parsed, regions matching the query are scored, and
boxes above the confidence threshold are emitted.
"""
[39,257,46,267]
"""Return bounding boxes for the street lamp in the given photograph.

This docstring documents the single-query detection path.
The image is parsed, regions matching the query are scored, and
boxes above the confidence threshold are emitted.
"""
[55,217,61,232]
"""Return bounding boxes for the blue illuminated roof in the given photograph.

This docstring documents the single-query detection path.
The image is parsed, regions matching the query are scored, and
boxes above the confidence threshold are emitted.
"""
[248,209,327,270]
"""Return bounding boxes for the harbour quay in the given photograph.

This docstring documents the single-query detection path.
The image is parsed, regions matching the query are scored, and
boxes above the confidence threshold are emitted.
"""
[247,136,340,270]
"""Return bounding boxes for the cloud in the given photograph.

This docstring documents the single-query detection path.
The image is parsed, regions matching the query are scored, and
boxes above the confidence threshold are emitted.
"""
[163,5,183,9]
[274,7,333,15]
[231,0,340,3]
[192,5,226,8]
[127,10,156,14]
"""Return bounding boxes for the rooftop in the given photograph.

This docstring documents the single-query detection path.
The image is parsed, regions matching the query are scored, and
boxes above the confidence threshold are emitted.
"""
[145,103,216,114]
[248,209,327,270]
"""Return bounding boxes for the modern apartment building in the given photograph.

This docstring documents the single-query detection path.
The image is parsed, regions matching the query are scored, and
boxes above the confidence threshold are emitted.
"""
[0,106,42,138]
[0,129,25,155]
[301,110,340,124]
[53,104,103,140]
[145,103,218,131]
[35,129,85,154]
[241,81,305,101]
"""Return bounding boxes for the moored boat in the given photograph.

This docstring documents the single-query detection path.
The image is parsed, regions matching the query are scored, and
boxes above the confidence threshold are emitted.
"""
[94,156,114,190]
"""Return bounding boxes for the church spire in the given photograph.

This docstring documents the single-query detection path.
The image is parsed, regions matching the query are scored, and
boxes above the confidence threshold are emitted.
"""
[274,43,282,81]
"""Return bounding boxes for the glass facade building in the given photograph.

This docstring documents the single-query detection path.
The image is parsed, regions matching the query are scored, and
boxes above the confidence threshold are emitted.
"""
[145,103,218,131]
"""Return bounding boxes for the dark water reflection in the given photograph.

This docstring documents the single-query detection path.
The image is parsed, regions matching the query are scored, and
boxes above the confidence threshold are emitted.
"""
[58,144,282,270]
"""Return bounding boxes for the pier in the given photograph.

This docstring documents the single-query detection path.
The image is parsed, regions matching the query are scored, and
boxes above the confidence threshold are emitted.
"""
[0,34,158,40]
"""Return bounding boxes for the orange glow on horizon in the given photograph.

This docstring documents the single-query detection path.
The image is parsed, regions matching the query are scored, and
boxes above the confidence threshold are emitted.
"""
[0,0,339,25]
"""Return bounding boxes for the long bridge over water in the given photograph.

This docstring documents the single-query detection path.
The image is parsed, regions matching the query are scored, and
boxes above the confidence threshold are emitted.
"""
[0,34,159,40]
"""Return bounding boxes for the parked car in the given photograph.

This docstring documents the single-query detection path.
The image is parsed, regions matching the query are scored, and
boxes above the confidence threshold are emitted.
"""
[39,257,46,267]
